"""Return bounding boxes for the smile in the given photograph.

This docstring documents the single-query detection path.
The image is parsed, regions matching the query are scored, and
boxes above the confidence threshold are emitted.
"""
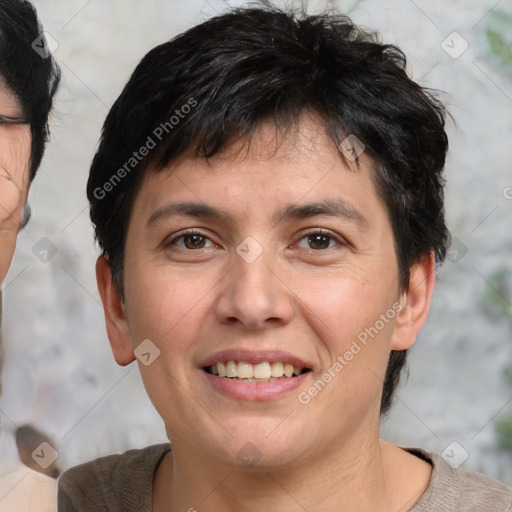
[205,361,310,382]
[202,360,312,401]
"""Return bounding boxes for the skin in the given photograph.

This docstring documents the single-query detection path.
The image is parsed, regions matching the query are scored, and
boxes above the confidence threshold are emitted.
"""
[97,116,436,511]
[0,82,31,284]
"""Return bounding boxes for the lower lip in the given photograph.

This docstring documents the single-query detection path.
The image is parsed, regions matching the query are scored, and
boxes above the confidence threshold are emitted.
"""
[202,370,310,401]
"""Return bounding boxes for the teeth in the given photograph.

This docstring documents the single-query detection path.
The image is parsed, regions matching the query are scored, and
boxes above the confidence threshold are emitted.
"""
[254,362,271,379]
[271,362,284,378]
[209,360,305,379]
[225,361,237,378]
[237,361,253,379]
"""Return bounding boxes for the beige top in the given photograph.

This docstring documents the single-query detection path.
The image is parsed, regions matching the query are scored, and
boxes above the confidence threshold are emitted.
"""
[0,466,58,512]
[58,443,512,511]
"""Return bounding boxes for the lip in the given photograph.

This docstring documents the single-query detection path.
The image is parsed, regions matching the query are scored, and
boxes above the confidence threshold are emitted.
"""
[201,369,311,401]
[199,349,312,370]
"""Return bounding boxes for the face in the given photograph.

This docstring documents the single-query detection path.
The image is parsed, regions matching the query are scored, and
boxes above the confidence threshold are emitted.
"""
[0,82,31,284]
[99,116,434,470]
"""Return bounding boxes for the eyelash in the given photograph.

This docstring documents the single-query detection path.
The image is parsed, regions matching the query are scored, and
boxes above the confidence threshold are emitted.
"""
[166,228,344,252]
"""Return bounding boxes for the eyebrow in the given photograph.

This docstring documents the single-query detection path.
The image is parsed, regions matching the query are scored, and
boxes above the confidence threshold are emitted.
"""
[277,198,368,228]
[147,202,229,227]
[147,198,369,229]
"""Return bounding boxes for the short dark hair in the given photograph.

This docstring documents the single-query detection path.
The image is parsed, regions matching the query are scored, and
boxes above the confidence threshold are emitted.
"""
[0,0,61,180]
[87,4,450,414]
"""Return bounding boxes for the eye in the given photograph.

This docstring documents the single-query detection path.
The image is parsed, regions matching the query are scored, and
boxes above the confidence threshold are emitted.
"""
[296,230,342,251]
[165,229,344,253]
[167,230,215,251]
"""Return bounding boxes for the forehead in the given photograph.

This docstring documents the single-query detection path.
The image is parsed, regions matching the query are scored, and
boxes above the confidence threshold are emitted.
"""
[0,80,22,116]
[0,80,31,177]
[131,116,387,229]
[147,116,372,190]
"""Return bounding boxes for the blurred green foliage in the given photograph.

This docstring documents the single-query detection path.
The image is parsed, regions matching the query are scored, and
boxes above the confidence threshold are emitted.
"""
[484,268,512,451]
[506,362,512,389]
[484,269,512,320]
[497,415,512,452]
[491,268,512,451]
[485,10,512,70]
[484,6,512,453]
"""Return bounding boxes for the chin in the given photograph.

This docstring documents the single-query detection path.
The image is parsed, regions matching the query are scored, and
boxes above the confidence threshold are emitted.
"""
[206,417,314,471]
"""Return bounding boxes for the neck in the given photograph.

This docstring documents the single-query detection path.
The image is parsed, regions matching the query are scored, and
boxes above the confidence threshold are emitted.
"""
[153,431,431,512]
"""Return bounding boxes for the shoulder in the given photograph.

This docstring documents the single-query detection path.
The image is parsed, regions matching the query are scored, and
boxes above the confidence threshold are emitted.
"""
[448,460,512,511]
[406,447,512,511]
[57,443,171,512]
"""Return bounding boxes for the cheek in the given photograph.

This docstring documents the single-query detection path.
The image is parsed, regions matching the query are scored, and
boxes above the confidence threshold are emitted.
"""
[0,170,25,220]
[298,281,398,422]
[0,232,17,283]
[123,257,213,351]
[294,268,400,413]
[301,271,397,345]
[0,127,31,223]
[125,272,219,429]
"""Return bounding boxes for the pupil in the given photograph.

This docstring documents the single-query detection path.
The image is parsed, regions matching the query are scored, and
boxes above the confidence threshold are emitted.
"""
[185,234,205,249]
[310,234,329,250]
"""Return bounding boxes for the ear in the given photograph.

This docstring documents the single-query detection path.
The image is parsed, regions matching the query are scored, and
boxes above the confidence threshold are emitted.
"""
[96,255,135,366]
[391,251,436,351]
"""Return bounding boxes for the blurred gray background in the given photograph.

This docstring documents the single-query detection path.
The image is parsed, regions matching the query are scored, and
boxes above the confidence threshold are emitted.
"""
[1,0,511,484]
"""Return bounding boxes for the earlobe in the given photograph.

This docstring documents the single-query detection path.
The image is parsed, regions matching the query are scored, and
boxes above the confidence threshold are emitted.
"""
[96,255,135,366]
[391,252,436,351]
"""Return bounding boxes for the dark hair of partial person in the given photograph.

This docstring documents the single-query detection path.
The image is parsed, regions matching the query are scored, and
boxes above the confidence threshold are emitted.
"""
[86,2,450,415]
[0,0,61,183]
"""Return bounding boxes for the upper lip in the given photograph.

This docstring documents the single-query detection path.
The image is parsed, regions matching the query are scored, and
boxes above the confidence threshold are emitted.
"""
[200,349,313,370]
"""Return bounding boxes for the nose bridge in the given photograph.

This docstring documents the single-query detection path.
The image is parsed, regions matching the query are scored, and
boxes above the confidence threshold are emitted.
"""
[215,234,293,328]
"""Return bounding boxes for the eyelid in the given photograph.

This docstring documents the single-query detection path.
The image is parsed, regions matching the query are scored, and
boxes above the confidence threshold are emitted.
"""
[165,228,217,249]
[0,115,29,125]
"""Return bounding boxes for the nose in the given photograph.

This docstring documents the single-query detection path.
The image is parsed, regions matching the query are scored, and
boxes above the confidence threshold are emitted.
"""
[214,241,294,330]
